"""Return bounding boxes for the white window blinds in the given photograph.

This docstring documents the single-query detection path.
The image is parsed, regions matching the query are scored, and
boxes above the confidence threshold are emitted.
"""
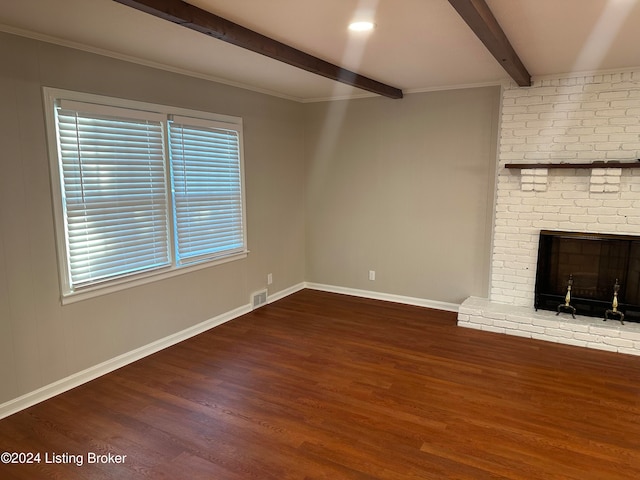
[169,117,245,264]
[55,102,170,288]
[47,90,247,299]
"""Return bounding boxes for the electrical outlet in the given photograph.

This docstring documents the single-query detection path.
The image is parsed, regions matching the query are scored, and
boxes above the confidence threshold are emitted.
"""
[368,270,376,281]
[267,273,273,285]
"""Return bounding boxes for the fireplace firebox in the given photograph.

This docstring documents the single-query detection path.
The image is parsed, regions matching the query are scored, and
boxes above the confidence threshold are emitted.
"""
[534,230,640,323]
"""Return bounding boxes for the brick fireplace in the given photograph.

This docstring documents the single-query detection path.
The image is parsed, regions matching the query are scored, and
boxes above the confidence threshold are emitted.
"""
[458,69,640,356]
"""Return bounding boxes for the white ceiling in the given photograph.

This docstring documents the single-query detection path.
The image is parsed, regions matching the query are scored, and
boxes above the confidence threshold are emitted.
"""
[1,0,640,102]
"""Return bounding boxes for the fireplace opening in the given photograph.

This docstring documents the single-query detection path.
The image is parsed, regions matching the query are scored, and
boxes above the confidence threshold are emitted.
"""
[534,230,640,323]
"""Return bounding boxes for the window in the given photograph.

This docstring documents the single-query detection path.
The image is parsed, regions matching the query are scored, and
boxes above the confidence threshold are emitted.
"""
[44,89,247,302]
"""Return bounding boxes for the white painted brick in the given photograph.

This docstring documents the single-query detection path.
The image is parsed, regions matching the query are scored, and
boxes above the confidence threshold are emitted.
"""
[490,294,516,304]
[558,206,585,214]
[619,330,640,341]
[531,317,562,328]
[459,322,484,331]
[544,328,574,339]
[617,347,640,356]
[515,96,544,105]
[569,215,598,224]
[602,337,635,348]
[561,338,589,348]
[484,311,507,321]
[552,120,581,128]
[488,69,640,355]
[598,91,628,100]
[582,101,610,110]
[493,319,520,330]
[560,191,589,199]
[559,322,590,333]
[504,329,532,339]
[505,314,533,325]
[621,192,640,200]
[513,113,541,121]
[473,315,497,326]
[611,98,640,108]
[531,333,554,342]
[595,126,626,134]
[458,305,483,316]
[588,206,618,215]
[575,198,603,207]
[518,324,546,334]
[586,342,619,352]
[554,102,582,111]
[502,106,529,115]
[508,204,535,213]
[603,199,634,207]
[573,332,599,343]
[577,151,604,160]
[482,325,506,334]
[583,83,614,92]
[598,215,625,223]
[559,85,583,94]
[534,87,561,95]
[617,207,638,216]
[568,110,596,119]
[609,117,640,125]
[589,326,620,337]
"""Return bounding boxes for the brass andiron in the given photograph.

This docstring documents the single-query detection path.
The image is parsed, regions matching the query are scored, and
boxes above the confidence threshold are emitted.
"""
[604,279,625,325]
[557,274,576,319]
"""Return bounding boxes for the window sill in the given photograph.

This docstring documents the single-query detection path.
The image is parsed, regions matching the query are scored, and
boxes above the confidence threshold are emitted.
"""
[60,250,248,305]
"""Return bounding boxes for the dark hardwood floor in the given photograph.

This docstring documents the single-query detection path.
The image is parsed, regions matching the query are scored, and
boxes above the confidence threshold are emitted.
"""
[1,289,639,479]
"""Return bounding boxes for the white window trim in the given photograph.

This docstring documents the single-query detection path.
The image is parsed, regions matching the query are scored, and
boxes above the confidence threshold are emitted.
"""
[43,87,248,304]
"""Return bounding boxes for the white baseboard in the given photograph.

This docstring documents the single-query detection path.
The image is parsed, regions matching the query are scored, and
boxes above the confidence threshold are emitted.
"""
[304,282,460,313]
[268,282,306,303]
[0,281,457,420]
[0,302,251,420]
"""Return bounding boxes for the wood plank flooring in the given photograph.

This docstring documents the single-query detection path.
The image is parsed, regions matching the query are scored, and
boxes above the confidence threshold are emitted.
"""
[1,289,639,479]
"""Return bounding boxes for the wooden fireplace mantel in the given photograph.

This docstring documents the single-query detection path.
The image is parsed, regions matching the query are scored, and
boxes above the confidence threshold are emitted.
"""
[505,160,640,170]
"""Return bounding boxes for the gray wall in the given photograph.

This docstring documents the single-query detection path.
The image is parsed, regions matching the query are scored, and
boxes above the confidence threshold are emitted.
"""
[0,32,306,405]
[0,30,499,407]
[305,88,499,304]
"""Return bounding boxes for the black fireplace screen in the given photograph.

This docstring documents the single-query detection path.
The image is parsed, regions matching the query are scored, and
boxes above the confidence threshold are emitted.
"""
[534,230,640,322]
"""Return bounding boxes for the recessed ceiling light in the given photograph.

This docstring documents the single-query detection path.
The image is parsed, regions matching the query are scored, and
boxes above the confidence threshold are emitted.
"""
[348,21,375,32]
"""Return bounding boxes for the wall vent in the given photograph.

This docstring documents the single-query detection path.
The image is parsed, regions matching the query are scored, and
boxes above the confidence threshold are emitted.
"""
[252,289,268,309]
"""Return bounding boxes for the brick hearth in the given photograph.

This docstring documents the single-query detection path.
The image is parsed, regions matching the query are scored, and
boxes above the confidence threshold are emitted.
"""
[458,69,640,356]
[459,297,640,356]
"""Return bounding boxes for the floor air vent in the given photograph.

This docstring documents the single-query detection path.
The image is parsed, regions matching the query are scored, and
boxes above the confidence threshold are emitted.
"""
[252,289,268,309]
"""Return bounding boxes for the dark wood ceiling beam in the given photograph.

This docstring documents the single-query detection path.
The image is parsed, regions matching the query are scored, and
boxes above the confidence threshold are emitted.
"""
[113,0,403,99]
[448,0,531,86]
